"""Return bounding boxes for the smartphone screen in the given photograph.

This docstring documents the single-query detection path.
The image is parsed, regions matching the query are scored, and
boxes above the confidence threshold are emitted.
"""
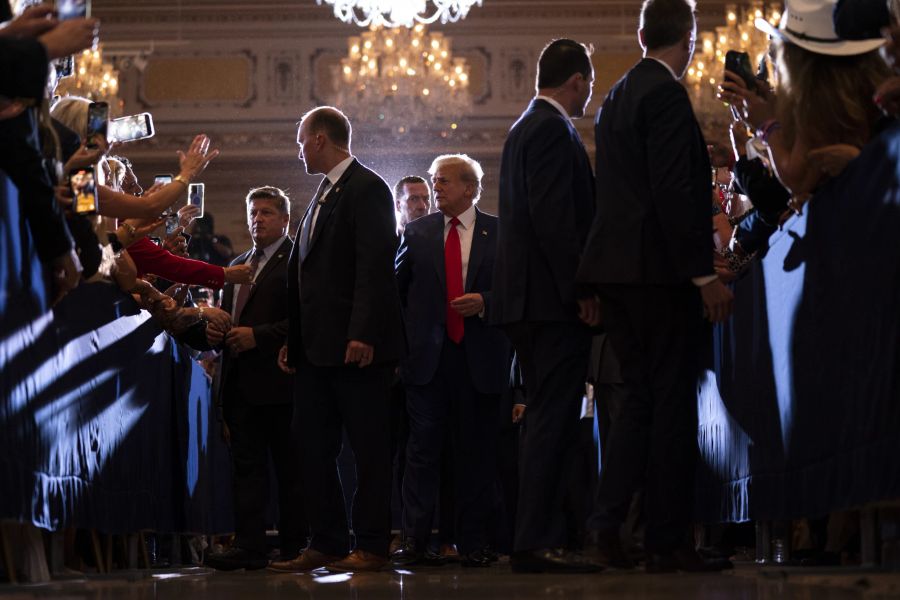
[188,183,205,218]
[70,167,99,214]
[108,113,155,143]
[148,236,162,247]
[154,174,173,186]
[57,0,90,20]
[85,101,109,148]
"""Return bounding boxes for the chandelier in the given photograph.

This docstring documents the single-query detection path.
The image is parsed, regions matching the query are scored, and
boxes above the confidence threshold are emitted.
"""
[333,23,472,135]
[685,2,780,126]
[55,45,123,115]
[317,0,483,28]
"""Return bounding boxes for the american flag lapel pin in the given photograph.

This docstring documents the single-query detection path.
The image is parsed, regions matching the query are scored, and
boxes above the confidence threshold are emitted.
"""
[481,229,488,236]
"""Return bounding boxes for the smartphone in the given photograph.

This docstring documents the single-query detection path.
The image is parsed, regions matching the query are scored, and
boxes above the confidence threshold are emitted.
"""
[154,174,173,186]
[85,101,108,149]
[164,212,179,234]
[188,183,205,218]
[148,236,162,247]
[54,55,74,78]
[724,50,757,92]
[70,166,99,215]
[57,0,90,20]
[108,113,155,144]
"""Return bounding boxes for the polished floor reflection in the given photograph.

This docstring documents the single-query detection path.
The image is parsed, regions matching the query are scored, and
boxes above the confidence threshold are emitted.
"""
[2,563,900,599]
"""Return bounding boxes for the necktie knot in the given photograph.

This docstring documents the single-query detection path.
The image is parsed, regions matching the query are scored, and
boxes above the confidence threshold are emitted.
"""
[450,217,461,227]
[252,248,265,261]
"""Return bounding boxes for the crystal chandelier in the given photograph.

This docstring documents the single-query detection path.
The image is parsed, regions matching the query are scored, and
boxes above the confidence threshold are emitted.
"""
[333,23,472,135]
[55,44,123,115]
[685,2,781,124]
[317,0,483,28]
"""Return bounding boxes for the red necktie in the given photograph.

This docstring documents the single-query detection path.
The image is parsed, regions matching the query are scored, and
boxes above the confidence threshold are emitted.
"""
[445,217,464,344]
[232,248,264,324]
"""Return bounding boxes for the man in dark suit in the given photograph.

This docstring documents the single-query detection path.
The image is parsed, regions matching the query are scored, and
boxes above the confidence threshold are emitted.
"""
[392,154,509,567]
[491,39,602,573]
[204,186,306,570]
[269,107,404,573]
[576,0,734,572]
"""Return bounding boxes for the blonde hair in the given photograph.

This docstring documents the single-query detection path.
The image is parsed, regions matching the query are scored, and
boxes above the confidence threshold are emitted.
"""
[49,96,91,138]
[428,154,484,202]
[774,40,891,150]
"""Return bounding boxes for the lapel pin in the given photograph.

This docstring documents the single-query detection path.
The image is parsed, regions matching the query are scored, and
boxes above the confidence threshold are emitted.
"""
[481,230,488,236]
[334,186,341,193]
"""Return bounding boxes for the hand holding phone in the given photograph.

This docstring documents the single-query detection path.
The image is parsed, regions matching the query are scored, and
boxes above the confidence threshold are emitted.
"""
[724,50,757,93]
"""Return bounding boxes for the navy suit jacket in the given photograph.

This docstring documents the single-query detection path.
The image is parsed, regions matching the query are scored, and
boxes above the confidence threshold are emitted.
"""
[491,98,596,325]
[396,209,510,394]
[578,59,713,285]
[216,237,294,406]
[286,158,404,367]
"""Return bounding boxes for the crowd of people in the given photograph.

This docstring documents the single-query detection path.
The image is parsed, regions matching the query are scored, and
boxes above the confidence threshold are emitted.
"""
[3,0,899,578]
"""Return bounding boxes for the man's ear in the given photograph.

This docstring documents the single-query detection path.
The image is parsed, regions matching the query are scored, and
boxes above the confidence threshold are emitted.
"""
[638,28,647,51]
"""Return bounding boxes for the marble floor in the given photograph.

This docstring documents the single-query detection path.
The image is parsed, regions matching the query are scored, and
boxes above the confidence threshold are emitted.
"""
[2,563,900,600]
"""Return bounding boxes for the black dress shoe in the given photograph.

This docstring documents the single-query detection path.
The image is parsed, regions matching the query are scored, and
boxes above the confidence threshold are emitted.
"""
[511,548,603,574]
[645,547,733,573]
[205,547,268,571]
[390,537,423,566]
[461,547,494,568]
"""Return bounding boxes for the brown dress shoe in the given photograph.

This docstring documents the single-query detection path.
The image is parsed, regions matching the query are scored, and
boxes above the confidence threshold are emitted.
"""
[267,548,343,573]
[326,549,389,572]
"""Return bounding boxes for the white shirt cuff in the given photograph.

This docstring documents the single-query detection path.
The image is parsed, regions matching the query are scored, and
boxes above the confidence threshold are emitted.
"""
[692,274,718,287]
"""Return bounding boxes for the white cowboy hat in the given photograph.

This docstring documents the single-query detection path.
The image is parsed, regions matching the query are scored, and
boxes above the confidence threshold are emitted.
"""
[755,0,885,56]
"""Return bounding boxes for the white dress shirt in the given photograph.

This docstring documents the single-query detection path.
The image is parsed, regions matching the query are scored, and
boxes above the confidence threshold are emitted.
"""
[443,203,478,287]
[233,235,287,307]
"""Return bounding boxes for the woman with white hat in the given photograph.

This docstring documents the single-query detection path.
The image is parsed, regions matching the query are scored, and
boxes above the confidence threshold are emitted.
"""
[719,0,891,207]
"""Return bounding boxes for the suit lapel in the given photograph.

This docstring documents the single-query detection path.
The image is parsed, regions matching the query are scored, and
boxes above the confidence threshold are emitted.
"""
[430,214,447,292]
[245,238,291,306]
[465,209,489,292]
[308,159,358,254]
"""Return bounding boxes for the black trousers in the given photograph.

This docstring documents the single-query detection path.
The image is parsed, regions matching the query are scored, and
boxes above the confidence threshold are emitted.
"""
[293,360,394,557]
[401,337,498,554]
[223,394,306,556]
[505,321,592,552]
[589,285,703,553]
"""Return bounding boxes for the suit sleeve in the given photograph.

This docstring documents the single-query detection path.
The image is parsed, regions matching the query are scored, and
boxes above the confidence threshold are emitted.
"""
[128,237,226,288]
[524,117,585,307]
[253,319,289,355]
[348,178,397,345]
[643,82,713,281]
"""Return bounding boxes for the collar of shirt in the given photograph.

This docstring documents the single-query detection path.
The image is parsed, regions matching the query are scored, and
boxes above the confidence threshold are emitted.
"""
[535,95,570,121]
[252,235,287,262]
[645,56,678,80]
[323,155,355,191]
[443,203,477,231]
